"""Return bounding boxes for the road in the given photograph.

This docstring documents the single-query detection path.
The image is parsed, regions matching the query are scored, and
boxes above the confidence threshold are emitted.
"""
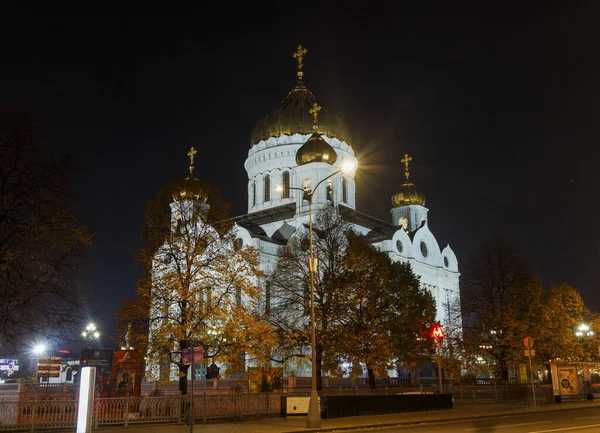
[351,406,600,432]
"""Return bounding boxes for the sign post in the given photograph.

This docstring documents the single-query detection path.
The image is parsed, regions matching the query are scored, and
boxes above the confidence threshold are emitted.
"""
[37,356,61,393]
[523,336,536,408]
[182,346,203,433]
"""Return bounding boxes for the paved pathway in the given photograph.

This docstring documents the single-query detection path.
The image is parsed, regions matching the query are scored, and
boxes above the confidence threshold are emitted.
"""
[85,399,600,433]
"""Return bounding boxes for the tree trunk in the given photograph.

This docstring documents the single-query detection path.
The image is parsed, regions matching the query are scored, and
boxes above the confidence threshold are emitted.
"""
[367,365,376,389]
[178,364,188,395]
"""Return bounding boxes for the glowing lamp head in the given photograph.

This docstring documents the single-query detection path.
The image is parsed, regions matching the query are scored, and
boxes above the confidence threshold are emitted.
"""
[341,160,356,175]
[275,185,283,192]
[33,344,45,355]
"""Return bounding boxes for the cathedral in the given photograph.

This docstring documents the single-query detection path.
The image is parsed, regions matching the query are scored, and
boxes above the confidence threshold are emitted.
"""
[147,46,460,381]
[234,46,460,328]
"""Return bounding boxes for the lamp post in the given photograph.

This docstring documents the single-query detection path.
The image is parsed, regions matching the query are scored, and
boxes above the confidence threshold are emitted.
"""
[276,161,355,429]
[81,323,100,349]
[430,323,444,393]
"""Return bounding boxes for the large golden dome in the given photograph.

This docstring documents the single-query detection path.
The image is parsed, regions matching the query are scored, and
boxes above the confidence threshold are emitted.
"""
[250,45,351,147]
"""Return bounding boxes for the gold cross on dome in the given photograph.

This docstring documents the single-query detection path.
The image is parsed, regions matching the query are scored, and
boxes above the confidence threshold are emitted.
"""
[309,102,322,124]
[187,146,197,177]
[293,45,308,79]
[401,153,412,182]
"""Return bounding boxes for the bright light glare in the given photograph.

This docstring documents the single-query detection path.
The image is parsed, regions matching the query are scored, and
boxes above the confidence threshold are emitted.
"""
[86,323,96,331]
[341,161,356,174]
[275,185,283,192]
[33,344,45,355]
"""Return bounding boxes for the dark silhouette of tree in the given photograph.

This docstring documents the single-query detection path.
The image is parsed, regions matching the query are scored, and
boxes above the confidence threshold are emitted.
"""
[335,232,436,388]
[460,238,542,382]
[269,206,350,391]
[0,107,92,349]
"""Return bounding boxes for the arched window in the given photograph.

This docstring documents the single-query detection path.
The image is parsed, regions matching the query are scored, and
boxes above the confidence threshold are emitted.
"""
[282,171,290,199]
[66,368,72,381]
[252,181,256,207]
[264,175,271,202]
[302,179,311,205]
[342,177,347,203]
[326,179,333,203]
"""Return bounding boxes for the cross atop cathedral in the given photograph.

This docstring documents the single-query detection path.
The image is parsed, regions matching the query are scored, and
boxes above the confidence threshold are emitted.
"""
[401,153,412,182]
[187,146,197,178]
[309,102,321,130]
[293,45,308,80]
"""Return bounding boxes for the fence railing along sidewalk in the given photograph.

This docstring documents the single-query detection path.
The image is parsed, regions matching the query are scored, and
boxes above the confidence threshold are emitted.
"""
[0,384,553,432]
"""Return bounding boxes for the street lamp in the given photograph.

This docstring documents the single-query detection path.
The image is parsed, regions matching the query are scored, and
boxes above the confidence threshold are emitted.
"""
[575,323,594,337]
[81,323,100,348]
[276,160,355,429]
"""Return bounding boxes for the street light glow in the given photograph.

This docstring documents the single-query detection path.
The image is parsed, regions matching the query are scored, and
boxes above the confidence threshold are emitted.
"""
[575,323,594,337]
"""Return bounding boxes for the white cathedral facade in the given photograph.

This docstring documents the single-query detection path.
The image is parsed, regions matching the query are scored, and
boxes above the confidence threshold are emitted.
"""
[234,47,460,328]
[147,46,460,380]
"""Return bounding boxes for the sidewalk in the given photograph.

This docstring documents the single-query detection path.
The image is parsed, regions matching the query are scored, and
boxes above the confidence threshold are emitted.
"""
[89,400,600,433]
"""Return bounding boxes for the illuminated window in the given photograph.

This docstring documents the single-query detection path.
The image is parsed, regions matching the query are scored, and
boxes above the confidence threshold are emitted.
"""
[264,175,270,202]
[282,171,290,199]
[342,177,347,203]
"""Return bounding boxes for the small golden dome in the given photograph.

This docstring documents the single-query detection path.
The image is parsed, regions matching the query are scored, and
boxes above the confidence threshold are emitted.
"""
[172,146,208,202]
[172,175,208,203]
[391,182,426,207]
[391,153,425,207]
[295,131,338,166]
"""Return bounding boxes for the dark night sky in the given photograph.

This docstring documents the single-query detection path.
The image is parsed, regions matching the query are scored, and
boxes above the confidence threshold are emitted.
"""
[2,4,599,347]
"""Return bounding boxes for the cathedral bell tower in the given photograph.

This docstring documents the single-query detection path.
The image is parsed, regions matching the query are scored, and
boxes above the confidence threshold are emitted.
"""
[391,154,428,234]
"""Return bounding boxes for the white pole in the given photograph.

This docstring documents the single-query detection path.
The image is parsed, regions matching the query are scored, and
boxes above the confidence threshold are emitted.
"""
[76,366,96,433]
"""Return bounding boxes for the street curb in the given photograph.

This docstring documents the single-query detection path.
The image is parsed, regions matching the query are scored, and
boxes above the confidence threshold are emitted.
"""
[287,404,600,433]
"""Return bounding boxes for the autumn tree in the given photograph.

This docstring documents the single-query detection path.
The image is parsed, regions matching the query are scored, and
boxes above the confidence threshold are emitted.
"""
[460,238,542,382]
[537,284,591,362]
[269,205,350,390]
[0,107,92,349]
[119,174,274,394]
[334,232,437,388]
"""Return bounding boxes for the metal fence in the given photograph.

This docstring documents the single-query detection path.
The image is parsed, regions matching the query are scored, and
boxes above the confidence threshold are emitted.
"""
[0,393,283,431]
[0,385,555,432]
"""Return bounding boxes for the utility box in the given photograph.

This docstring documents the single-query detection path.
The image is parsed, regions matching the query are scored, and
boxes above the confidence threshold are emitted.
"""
[286,396,310,415]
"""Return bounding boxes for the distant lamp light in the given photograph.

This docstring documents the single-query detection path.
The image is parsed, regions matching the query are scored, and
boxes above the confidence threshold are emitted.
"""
[575,323,594,337]
[33,344,45,356]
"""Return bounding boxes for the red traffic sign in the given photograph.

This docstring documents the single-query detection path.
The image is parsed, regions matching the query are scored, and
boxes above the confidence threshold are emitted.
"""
[523,336,534,349]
